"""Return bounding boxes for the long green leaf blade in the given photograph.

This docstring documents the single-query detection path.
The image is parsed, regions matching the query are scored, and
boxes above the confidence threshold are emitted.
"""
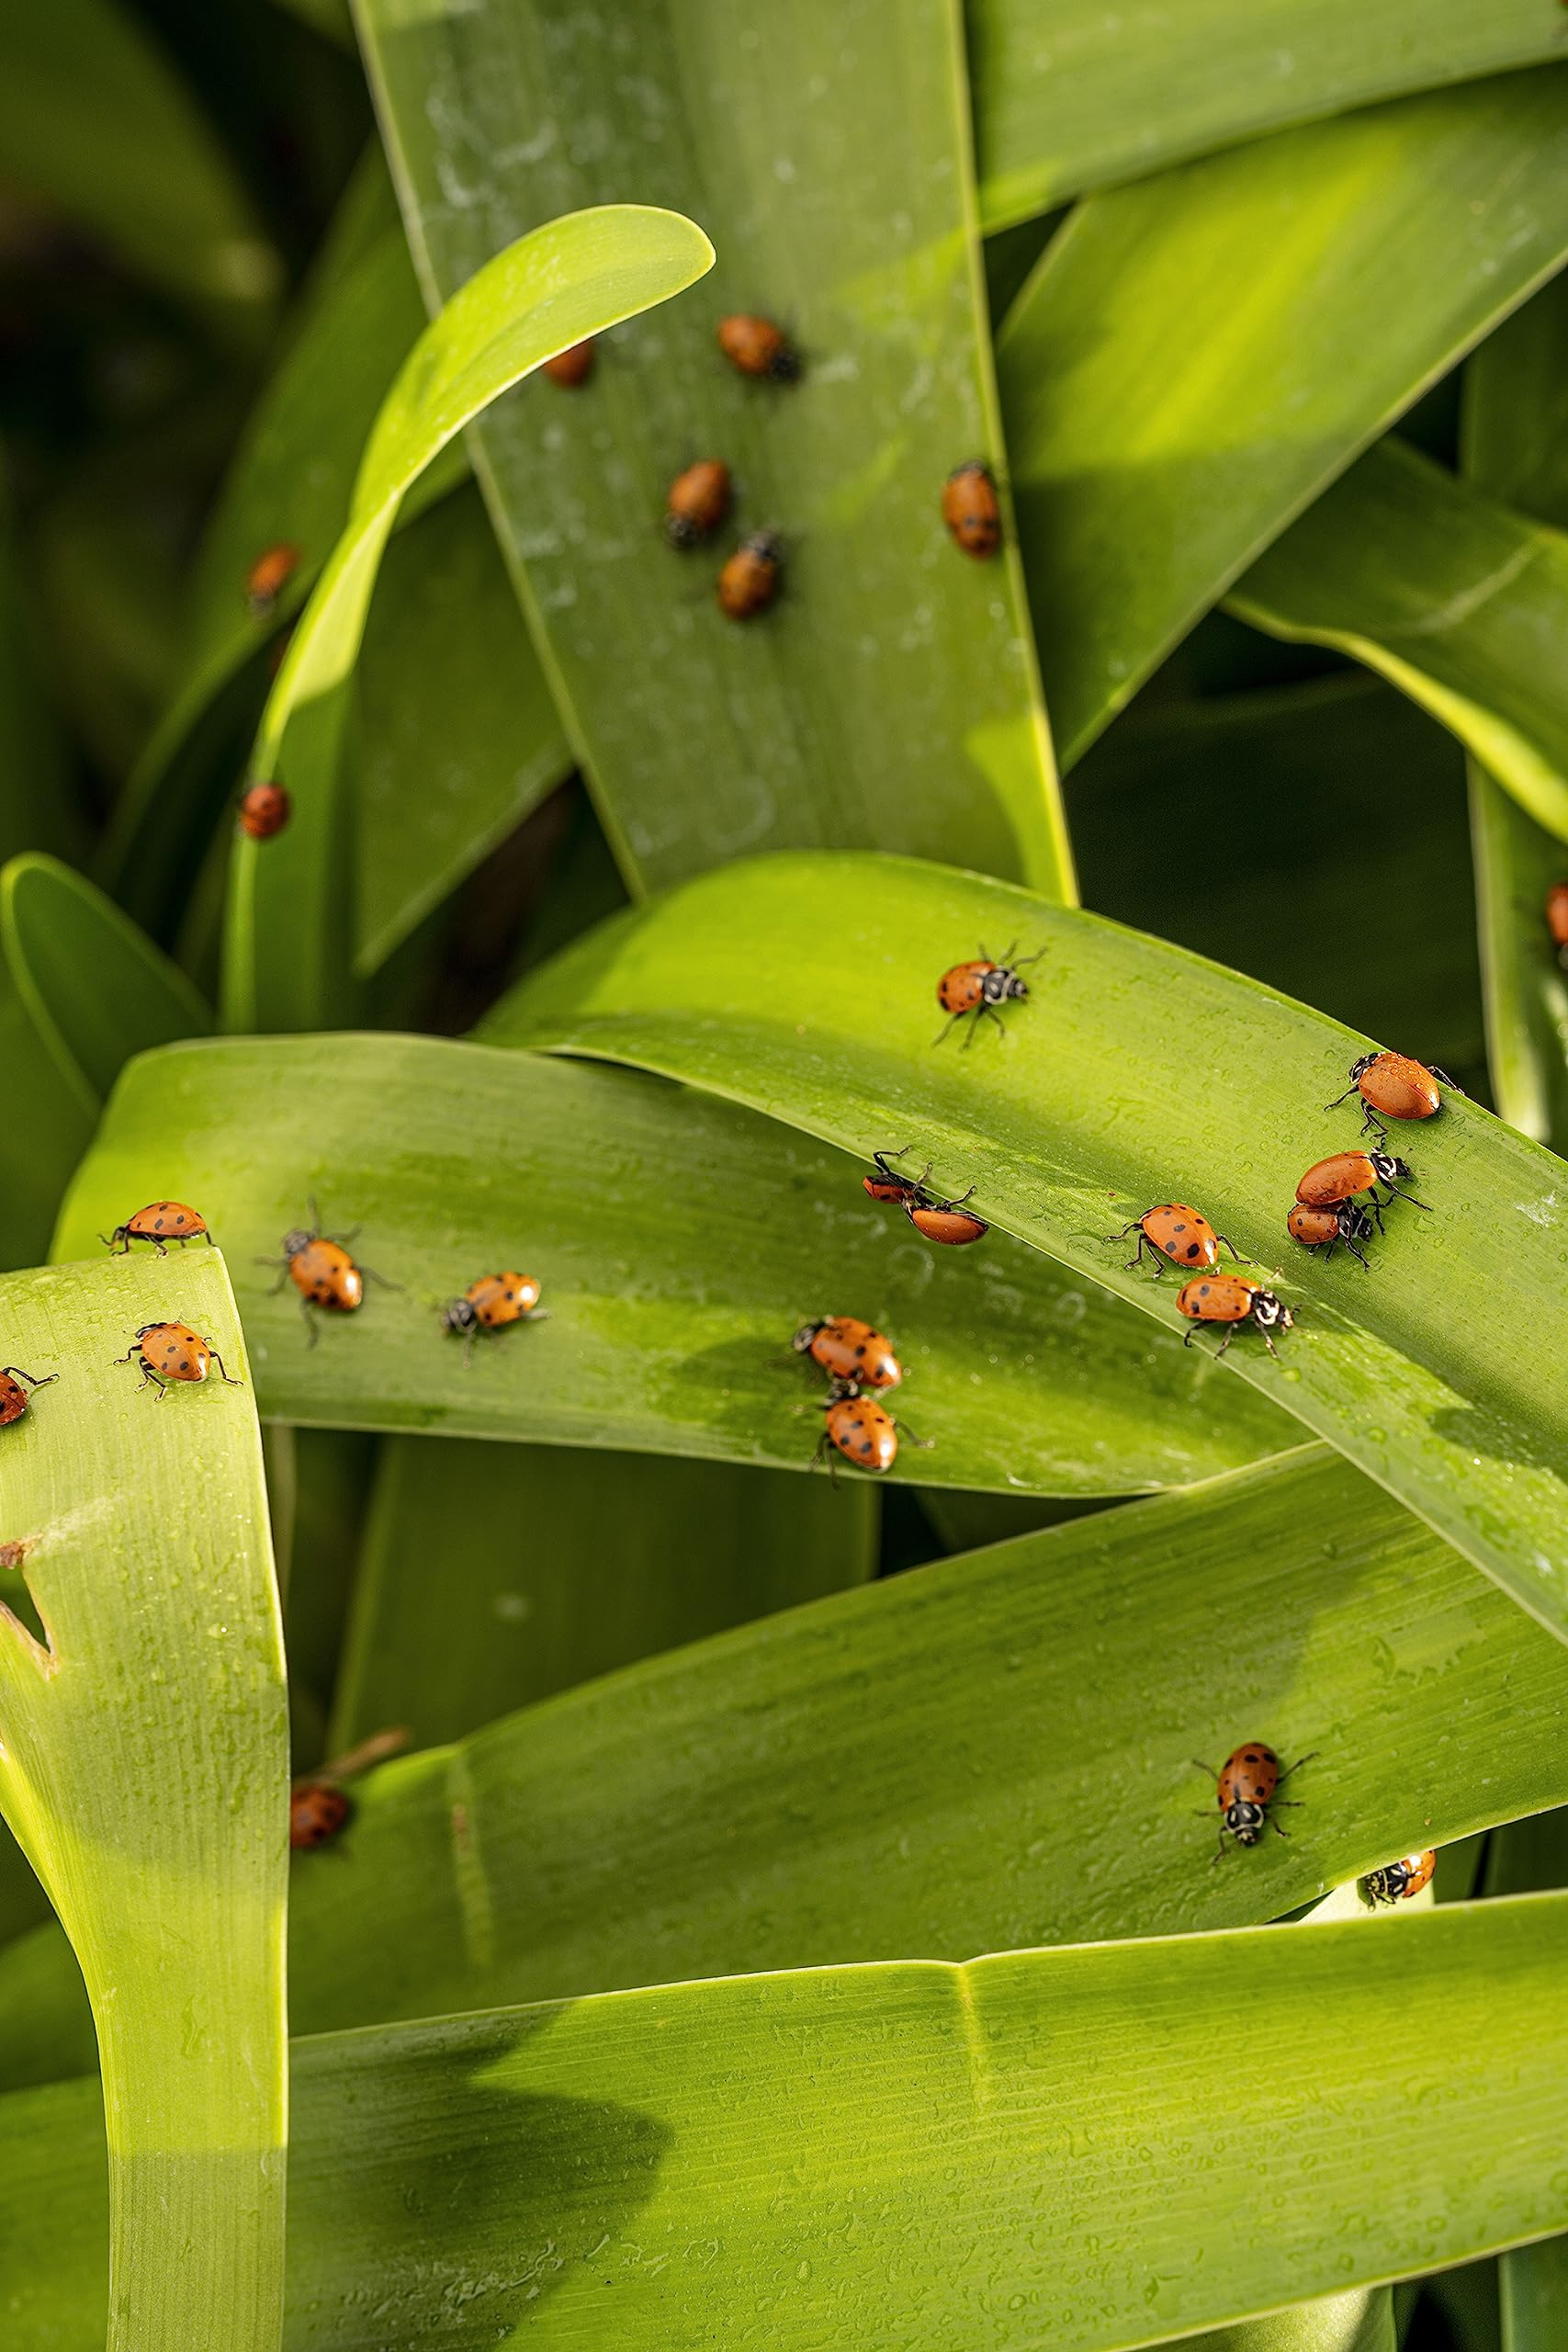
[355,0,1071,899]
[487,850,1568,1634]
[1000,70,1568,766]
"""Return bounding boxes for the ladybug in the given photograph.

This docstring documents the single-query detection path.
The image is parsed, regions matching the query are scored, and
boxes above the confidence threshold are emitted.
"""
[1177,1275,1293,1358]
[100,1202,210,1257]
[442,1272,545,1360]
[942,461,1001,560]
[793,1316,901,1390]
[1327,1051,1453,1135]
[1547,882,1568,967]
[1285,1199,1376,1269]
[1195,1741,1315,1862]
[862,1150,987,1246]
[818,1385,900,1476]
[664,458,732,548]
[238,781,290,841]
[0,1366,57,1427]
[260,1203,392,1344]
[244,541,300,616]
[935,943,1044,1046]
[541,338,594,388]
[716,313,798,382]
[1111,1204,1236,1278]
[1294,1150,1427,1223]
[1363,1849,1437,1906]
[289,1782,351,1849]
[113,1323,241,1398]
[717,531,782,618]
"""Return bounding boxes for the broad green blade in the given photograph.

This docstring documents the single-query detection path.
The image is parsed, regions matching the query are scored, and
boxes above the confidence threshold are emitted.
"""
[221,202,715,1032]
[1502,2241,1568,2352]
[51,1034,1289,1491]
[0,1252,285,2352]
[999,70,1568,767]
[970,0,1568,231]
[6,1894,1568,2352]
[1067,673,1484,1085]
[0,0,280,341]
[331,1437,874,1751]
[355,0,1071,900]
[1231,436,1568,844]
[279,1428,376,1759]
[488,849,1568,1634]
[1462,275,1568,1153]
[352,480,571,974]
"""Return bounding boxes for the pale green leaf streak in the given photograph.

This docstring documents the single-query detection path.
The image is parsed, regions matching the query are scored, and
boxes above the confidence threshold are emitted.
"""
[355,0,1072,900]
[5,1894,1568,2350]
[51,1033,1288,1492]
[220,203,714,1032]
[1232,436,1568,846]
[0,1252,285,2352]
[488,850,1568,1637]
[1000,69,1568,767]
[970,0,1568,231]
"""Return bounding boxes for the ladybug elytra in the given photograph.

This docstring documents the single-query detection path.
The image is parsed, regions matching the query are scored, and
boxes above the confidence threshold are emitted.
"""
[244,542,300,617]
[935,943,1043,1046]
[260,1201,393,1344]
[1294,1150,1427,1223]
[664,458,732,548]
[717,531,782,618]
[942,460,1001,560]
[1286,1199,1375,1269]
[863,1150,987,1246]
[238,781,290,841]
[1328,1051,1452,1136]
[793,1316,901,1391]
[442,1272,545,1360]
[541,339,594,388]
[716,313,798,381]
[0,1365,57,1427]
[1111,1203,1235,1278]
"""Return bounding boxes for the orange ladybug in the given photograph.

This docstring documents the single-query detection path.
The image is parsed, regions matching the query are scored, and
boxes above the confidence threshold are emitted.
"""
[1328,1051,1452,1135]
[100,1202,210,1257]
[716,313,798,381]
[1295,1150,1427,1221]
[862,1151,987,1246]
[238,781,290,841]
[0,1366,57,1427]
[717,531,782,618]
[1546,882,1568,967]
[1195,1740,1315,1862]
[664,458,732,548]
[942,461,1001,559]
[542,338,594,388]
[935,943,1044,1046]
[1364,1849,1437,1905]
[261,1203,392,1344]
[442,1272,545,1360]
[818,1386,900,1475]
[1285,1199,1375,1268]
[1111,1203,1235,1278]
[290,1783,352,1849]
[113,1323,241,1398]
[244,542,300,616]
[1176,1275,1292,1358]
[793,1316,901,1390]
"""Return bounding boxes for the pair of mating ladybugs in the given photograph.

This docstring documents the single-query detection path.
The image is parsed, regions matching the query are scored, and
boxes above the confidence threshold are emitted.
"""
[790,1315,928,1475]
[1201,1740,1436,1907]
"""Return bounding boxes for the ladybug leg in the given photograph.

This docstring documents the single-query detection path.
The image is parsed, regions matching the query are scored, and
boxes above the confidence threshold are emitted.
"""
[1269,1819,1292,1840]
[299,1297,320,1347]
[109,1344,138,1365]
[1275,1751,1319,1785]
[1383,1182,1430,1212]
[307,1196,323,1238]
[1324,1083,1359,1111]
[144,1370,168,1399]
[1428,1066,1461,1092]
[889,1414,933,1450]
[1343,1233,1371,1271]
[1212,1326,1236,1359]
[1213,1233,1242,1262]
[357,1261,401,1291]
[1258,1328,1280,1360]
[259,1259,291,1294]
[932,1012,964,1047]
[1,1368,55,1389]
[1010,945,1047,974]
[1210,1832,1231,1868]
[206,1349,243,1388]
[1190,1760,1219,1783]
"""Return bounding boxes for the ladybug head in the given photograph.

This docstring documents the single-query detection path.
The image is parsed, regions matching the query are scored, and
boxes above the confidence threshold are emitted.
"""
[1367,1152,1409,1188]
[823,1374,862,1405]
[1225,1799,1267,1845]
[1348,1052,1379,1082]
[981,967,1026,1004]
[791,1321,823,1355]
[1250,1291,1292,1332]
[442,1297,478,1335]
[281,1227,313,1258]
[747,530,783,564]
[663,513,699,550]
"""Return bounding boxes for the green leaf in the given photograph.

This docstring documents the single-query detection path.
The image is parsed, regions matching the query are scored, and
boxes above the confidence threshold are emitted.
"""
[355,0,1072,900]
[220,201,715,1032]
[1462,275,1568,1154]
[1502,2240,1567,2352]
[999,70,1568,766]
[487,849,1568,1635]
[51,1033,1288,1490]
[0,472,80,869]
[352,480,571,974]
[6,1892,1568,2351]
[970,0,1568,231]
[0,0,281,339]
[331,1437,874,1752]
[1230,435,1568,845]
[0,1250,285,2352]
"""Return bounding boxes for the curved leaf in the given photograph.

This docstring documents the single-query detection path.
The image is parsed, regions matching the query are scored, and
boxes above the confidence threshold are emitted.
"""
[0,1251,284,2352]
[970,0,1568,230]
[355,0,1072,901]
[4,1894,1568,2352]
[51,1033,1290,1491]
[487,850,1568,1635]
[999,69,1568,766]
[1231,436,1568,846]
[220,202,714,1032]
